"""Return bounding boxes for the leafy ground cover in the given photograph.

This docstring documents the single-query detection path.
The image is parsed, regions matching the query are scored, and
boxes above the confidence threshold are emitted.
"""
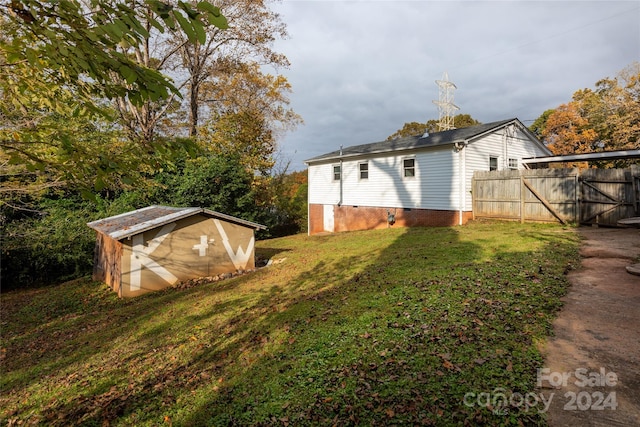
[0,221,580,426]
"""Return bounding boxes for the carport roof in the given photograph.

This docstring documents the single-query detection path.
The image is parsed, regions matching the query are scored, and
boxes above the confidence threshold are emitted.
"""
[87,205,266,240]
[522,149,640,165]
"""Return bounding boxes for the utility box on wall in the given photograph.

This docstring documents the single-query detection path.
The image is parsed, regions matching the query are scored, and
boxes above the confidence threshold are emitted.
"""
[88,206,266,297]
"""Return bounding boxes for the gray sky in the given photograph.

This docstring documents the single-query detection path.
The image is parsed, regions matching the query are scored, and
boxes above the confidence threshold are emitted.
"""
[266,1,640,171]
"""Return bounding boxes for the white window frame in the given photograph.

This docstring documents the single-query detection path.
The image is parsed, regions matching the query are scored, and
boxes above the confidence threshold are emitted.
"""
[332,164,341,181]
[359,161,369,180]
[403,157,416,178]
[508,158,519,170]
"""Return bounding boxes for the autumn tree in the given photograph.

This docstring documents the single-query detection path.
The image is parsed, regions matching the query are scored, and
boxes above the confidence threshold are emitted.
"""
[542,102,598,155]
[528,109,554,138]
[0,0,228,195]
[387,114,480,140]
[537,62,640,157]
[198,61,302,176]
[172,0,289,137]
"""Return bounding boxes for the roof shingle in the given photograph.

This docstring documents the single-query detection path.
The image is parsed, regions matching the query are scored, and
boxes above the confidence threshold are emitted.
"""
[305,118,518,164]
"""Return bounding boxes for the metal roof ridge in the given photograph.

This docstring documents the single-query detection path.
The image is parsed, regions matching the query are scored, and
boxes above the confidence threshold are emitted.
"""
[87,205,161,228]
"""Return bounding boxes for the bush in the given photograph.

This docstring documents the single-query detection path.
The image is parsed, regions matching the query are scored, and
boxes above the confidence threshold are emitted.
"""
[1,196,97,290]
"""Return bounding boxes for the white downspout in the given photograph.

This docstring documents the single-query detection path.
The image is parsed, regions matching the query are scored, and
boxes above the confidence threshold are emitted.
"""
[338,146,343,207]
[460,144,466,225]
[455,142,467,225]
[307,169,311,236]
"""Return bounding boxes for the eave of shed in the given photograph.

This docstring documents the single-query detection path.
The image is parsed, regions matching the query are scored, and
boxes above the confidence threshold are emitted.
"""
[87,205,266,241]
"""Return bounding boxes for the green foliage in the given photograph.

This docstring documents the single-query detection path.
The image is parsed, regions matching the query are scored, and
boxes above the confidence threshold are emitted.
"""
[0,1,227,193]
[147,154,308,238]
[529,109,555,138]
[1,195,97,289]
[258,168,308,237]
[150,153,260,221]
[199,61,302,175]
[1,0,227,110]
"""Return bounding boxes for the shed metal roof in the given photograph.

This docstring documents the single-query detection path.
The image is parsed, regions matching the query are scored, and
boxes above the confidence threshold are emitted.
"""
[304,118,546,164]
[87,205,266,240]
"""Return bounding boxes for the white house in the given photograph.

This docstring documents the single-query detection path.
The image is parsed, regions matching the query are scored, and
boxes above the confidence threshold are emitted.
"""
[304,118,552,235]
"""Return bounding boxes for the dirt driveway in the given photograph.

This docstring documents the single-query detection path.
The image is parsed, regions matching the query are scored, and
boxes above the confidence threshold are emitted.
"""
[543,227,640,426]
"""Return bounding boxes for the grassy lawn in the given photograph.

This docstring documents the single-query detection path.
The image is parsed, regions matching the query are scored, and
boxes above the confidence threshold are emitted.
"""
[0,221,580,426]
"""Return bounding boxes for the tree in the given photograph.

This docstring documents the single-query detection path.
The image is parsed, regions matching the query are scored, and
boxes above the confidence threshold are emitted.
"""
[0,0,227,115]
[0,0,228,194]
[529,109,555,138]
[174,0,289,137]
[542,103,598,155]
[387,114,480,140]
[198,61,302,176]
[538,62,640,159]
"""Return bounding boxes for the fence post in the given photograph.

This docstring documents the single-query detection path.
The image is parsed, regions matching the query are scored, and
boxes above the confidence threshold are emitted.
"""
[520,171,525,224]
[472,175,476,221]
[575,172,580,223]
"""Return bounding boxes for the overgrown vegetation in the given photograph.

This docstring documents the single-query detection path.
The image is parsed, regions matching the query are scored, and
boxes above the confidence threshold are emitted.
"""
[0,221,580,426]
[0,152,308,290]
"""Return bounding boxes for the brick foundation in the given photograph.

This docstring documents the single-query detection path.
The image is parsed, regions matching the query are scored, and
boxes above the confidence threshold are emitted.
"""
[308,204,473,235]
[308,204,325,235]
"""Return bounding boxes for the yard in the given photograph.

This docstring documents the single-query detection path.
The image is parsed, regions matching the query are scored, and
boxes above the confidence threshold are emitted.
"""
[0,221,580,426]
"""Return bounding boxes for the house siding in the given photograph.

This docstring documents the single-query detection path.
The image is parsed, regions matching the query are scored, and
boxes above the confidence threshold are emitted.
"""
[306,120,551,234]
[464,127,551,210]
[308,147,460,210]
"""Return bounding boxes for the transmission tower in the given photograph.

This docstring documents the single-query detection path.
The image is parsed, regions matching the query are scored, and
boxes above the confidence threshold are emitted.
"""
[432,71,459,131]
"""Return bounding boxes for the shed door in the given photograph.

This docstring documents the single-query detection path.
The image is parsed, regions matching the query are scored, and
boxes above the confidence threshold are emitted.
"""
[323,204,334,232]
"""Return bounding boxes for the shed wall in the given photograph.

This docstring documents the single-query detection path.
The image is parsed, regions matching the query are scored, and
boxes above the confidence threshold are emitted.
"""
[119,214,256,297]
[92,232,122,296]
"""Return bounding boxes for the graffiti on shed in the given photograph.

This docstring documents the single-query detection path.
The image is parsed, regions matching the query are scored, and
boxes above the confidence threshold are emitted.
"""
[88,206,266,297]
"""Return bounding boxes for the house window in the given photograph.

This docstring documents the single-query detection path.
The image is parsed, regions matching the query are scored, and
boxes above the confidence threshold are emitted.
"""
[489,156,498,171]
[359,162,369,180]
[508,158,519,169]
[403,158,416,178]
[333,164,341,181]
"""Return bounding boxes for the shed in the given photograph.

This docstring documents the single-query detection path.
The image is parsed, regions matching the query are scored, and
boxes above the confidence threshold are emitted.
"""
[87,206,266,297]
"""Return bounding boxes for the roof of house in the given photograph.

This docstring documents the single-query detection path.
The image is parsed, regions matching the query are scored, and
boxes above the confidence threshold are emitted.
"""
[305,118,549,164]
[87,205,266,240]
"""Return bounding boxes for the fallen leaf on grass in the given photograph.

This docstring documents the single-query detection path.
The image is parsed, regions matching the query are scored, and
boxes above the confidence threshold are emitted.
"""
[442,360,455,370]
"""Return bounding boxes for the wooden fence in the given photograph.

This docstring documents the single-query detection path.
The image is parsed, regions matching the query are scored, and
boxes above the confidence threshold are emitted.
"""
[472,167,640,226]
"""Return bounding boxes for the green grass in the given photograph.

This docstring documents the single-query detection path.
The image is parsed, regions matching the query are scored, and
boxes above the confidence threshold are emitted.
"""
[0,221,580,426]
